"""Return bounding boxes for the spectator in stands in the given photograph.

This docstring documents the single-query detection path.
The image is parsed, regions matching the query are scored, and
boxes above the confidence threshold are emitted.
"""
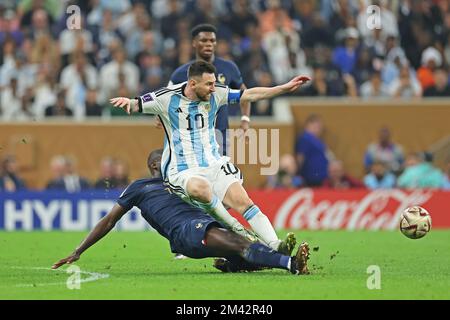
[364,161,396,189]
[58,16,94,67]
[300,64,331,97]
[94,157,119,190]
[295,114,330,187]
[45,89,73,117]
[190,0,219,27]
[46,155,66,190]
[222,0,258,41]
[417,46,443,91]
[16,86,36,120]
[0,49,36,97]
[0,9,23,46]
[1,76,21,120]
[84,89,103,117]
[32,66,57,119]
[25,8,56,40]
[262,8,309,84]
[160,0,184,41]
[388,64,422,98]
[114,159,129,189]
[423,67,450,97]
[99,46,139,104]
[360,71,389,99]
[30,34,61,73]
[266,154,303,189]
[1,76,35,121]
[322,159,364,189]
[46,155,90,193]
[332,27,360,75]
[397,152,445,189]
[364,126,404,175]
[59,51,98,119]
[351,46,375,87]
[258,0,294,36]
[0,37,17,74]
[328,0,359,34]
[310,46,346,96]
[124,6,162,61]
[92,9,124,65]
[0,155,26,192]
[300,12,334,52]
[61,156,91,193]
[381,47,409,86]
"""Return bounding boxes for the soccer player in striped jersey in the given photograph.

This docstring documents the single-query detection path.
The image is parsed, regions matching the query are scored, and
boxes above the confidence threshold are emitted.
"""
[168,24,250,157]
[110,61,310,254]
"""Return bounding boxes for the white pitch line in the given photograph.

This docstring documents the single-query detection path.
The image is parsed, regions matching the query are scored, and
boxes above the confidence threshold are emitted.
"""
[11,266,110,287]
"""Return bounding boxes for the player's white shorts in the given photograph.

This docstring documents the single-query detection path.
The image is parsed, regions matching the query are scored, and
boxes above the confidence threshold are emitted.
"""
[166,156,243,202]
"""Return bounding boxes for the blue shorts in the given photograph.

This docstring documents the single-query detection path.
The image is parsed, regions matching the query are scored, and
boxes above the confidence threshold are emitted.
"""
[171,218,222,258]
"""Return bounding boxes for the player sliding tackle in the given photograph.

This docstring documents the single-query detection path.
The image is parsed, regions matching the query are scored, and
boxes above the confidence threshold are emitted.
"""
[110,61,310,254]
[52,149,310,275]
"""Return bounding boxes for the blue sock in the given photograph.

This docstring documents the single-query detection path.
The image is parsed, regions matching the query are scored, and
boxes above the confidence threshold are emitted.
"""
[242,243,290,271]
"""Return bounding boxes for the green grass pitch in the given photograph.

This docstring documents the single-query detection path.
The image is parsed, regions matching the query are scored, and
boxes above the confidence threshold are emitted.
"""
[1,230,449,300]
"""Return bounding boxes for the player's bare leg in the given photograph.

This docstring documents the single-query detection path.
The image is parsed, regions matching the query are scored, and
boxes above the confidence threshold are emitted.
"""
[222,181,296,254]
[186,177,257,242]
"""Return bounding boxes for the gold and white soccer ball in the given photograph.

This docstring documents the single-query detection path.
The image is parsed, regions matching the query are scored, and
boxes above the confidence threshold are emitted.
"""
[399,206,432,239]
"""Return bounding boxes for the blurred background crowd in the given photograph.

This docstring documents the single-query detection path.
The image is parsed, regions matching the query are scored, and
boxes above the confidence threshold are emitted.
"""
[1,0,450,120]
[1,0,450,191]
[267,115,450,190]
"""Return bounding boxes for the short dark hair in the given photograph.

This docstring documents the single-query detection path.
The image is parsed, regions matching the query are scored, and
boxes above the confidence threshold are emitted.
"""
[191,24,217,38]
[188,61,216,79]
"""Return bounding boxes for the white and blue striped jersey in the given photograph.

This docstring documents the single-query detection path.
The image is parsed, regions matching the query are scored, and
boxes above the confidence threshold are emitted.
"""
[136,82,242,179]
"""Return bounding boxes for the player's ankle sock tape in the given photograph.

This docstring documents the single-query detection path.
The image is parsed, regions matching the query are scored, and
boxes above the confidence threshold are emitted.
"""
[243,243,290,270]
[243,205,260,221]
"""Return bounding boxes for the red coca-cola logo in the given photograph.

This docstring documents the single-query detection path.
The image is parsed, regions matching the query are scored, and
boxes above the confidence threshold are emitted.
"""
[273,189,433,230]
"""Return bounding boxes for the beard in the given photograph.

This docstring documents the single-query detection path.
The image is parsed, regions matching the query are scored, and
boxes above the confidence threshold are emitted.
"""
[196,91,211,101]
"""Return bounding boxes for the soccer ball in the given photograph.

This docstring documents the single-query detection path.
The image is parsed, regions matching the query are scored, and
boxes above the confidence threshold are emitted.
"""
[399,206,432,239]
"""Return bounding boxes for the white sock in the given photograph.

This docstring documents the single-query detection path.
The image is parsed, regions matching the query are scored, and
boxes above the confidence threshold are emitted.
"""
[199,196,243,229]
[287,258,292,271]
[243,205,280,250]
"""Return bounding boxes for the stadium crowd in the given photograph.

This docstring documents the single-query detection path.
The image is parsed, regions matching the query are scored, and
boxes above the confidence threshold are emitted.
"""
[1,0,450,120]
[267,114,450,190]
[1,122,449,191]
[1,0,450,191]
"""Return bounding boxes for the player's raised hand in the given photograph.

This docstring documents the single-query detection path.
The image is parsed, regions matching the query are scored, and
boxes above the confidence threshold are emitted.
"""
[51,252,80,269]
[110,97,132,114]
[282,76,311,93]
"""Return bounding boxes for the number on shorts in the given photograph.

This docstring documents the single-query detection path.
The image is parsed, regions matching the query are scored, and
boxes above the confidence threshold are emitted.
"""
[221,163,239,175]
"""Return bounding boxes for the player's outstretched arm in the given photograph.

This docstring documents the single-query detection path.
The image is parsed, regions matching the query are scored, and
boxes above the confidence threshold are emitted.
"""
[51,204,127,269]
[110,97,139,114]
[240,76,310,102]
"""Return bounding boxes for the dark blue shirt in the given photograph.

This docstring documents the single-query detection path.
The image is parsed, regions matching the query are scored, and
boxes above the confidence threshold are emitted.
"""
[170,57,244,132]
[295,131,329,186]
[117,177,207,244]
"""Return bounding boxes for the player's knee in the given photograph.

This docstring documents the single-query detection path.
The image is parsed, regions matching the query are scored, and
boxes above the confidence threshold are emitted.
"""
[187,178,213,203]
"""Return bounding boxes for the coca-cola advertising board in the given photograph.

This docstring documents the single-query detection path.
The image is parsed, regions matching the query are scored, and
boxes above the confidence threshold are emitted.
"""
[231,189,450,230]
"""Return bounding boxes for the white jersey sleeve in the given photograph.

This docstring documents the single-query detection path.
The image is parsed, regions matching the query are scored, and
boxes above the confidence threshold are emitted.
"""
[136,91,164,115]
[215,84,243,107]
